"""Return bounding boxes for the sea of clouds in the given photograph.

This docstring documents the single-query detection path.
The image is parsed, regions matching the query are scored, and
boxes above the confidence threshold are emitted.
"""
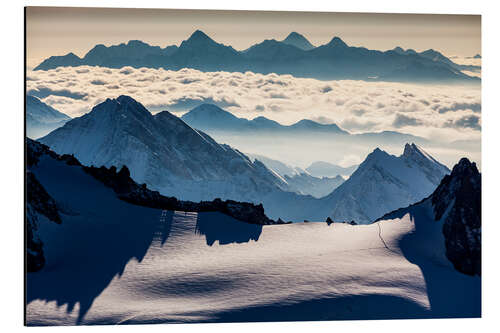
[26,66,481,142]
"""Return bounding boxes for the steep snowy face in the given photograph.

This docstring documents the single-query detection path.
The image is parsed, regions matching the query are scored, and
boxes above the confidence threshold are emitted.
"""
[39,96,287,203]
[26,95,71,139]
[402,143,450,184]
[430,158,481,276]
[323,144,450,224]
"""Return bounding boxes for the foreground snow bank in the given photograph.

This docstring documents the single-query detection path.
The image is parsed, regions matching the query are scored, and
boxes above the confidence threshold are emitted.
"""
[27,210,480,325]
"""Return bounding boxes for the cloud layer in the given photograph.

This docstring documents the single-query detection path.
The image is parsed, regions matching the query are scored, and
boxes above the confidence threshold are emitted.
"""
[27,66,481,141]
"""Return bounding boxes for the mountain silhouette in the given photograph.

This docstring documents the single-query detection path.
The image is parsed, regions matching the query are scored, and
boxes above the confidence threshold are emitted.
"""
[34,30,478,83]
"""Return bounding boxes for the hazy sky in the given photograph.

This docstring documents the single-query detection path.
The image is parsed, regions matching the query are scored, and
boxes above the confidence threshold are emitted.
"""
[26,7,481,68]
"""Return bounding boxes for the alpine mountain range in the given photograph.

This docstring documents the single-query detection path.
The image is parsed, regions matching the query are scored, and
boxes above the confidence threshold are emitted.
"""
[34,30,480,83]
[35,95,450,224]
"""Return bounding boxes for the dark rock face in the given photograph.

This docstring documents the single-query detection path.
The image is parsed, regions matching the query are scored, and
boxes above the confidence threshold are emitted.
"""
[83,164,276,225]
[27,171,61,225]
[26,171,62,272]
[431,158,481,276]
[26,205,45,272]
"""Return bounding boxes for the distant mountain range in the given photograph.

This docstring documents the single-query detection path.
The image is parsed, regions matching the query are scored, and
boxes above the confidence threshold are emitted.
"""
[34,30,478,83]
[247,154,345,198]
[180,103,429,145]
[181,103,348,134]
[26,95,71,139]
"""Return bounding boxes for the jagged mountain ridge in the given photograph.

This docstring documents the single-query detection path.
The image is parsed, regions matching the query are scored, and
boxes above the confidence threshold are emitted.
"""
[180,103,429,147]
[319,143,450,224]
[392,46,481,73]
[34,30,478,82]
[181,103,348,134]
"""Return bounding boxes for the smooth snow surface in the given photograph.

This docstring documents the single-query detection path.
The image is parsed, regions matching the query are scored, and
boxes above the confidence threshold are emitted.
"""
[26,147,480,326]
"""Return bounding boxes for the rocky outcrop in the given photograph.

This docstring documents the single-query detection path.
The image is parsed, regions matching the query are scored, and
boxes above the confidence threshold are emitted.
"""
[375,157,481,276]
[431,158,481,276]
[26,171,62,272]
[83,164,280,225]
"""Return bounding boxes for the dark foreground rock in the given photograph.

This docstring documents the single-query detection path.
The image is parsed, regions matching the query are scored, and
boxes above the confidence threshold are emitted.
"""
[376,157,481,276]
[432,158,481,276]
[26,171,61,272]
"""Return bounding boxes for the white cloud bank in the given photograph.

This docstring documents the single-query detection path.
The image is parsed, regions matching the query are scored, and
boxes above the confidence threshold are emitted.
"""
[27,66,481,142]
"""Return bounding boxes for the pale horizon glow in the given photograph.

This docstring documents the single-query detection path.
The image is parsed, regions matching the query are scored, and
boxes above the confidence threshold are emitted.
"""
[26,7,481,68]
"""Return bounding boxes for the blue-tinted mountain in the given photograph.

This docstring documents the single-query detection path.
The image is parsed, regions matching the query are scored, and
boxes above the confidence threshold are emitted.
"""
[392,46,417,55]
[26,95,71,139]
[392,47,481,73]
[34,52,83,70]
[180,104,431,148]
[281,32,315,50]
[34,30,479,83]
[181,103,348,134]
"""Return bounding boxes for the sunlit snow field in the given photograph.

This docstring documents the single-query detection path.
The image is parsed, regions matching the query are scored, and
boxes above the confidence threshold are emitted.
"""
[27,210,480,325]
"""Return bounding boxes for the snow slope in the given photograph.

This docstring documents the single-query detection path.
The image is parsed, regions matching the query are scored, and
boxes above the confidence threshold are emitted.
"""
[26,95,71,139]
[26,144,480,325]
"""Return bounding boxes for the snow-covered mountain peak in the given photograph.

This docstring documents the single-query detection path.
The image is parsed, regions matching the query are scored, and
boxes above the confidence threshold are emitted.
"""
[401,142,450,183]
[402,142,436,163]
[402,143,431,159]
[323,144,450,224]
[40,96,290,206]
[92,95,152,119]
[363,147,391,163]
